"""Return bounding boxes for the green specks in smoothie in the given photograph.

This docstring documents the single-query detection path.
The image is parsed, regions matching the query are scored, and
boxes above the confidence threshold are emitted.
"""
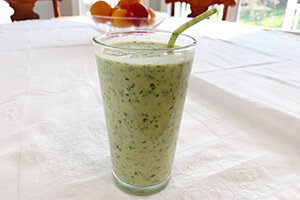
[126,83,135,91]
[142,113,149,118]
[116,145,122,151]
[96,41,194,187]
[149,83,156,90]
[148,75,155,79]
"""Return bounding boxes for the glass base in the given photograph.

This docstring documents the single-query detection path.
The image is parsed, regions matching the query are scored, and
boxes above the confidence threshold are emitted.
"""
[112,171,170,196]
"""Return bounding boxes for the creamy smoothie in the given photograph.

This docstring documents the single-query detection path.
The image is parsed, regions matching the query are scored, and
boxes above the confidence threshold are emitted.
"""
[94,31,196,195]
[96,42,193,187]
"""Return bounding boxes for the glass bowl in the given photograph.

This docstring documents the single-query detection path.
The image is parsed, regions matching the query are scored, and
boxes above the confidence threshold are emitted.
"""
[89,11,168,32]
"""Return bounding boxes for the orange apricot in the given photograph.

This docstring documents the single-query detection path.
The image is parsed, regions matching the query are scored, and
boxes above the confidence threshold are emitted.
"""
[111,8,132,28]
[112,5,121,13]
[90,1,113,23]
[146,7,156,25]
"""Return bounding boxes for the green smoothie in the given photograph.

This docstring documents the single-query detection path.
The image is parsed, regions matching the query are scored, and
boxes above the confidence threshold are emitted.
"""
[96,41,193,188]
[93,31,197,195]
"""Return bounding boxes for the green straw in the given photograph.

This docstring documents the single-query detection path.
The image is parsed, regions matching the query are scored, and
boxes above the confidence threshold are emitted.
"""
[167,6,220,48]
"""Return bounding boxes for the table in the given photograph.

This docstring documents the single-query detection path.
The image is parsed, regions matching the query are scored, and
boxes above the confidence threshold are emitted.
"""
[0,17,300,199]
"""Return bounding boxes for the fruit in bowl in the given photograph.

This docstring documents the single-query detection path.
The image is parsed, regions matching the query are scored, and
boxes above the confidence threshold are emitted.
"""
[90,0,167,31]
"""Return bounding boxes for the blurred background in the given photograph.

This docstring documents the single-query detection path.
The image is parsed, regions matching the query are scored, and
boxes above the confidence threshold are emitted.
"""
[0,0,299,32]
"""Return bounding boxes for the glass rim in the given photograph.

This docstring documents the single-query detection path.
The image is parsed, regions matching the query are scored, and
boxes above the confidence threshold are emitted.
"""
[92,30,197,51]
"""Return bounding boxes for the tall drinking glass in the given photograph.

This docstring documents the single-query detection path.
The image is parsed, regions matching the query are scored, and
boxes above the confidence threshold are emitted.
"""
[93,31,197,195]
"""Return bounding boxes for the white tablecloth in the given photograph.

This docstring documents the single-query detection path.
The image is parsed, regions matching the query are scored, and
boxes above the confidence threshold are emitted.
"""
[0,17,300,200]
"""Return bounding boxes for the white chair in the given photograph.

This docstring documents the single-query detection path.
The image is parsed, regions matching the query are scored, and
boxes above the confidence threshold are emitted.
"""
[282,0,300,32]
[165,0,237,20]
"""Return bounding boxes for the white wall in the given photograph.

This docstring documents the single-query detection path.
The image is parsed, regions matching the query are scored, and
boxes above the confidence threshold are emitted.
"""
[148,0,161,10]
[0,1,13,23]
[34,0,73,19]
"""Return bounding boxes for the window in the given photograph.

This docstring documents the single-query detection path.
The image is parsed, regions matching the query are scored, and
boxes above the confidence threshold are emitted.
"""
[237,0,299,31]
